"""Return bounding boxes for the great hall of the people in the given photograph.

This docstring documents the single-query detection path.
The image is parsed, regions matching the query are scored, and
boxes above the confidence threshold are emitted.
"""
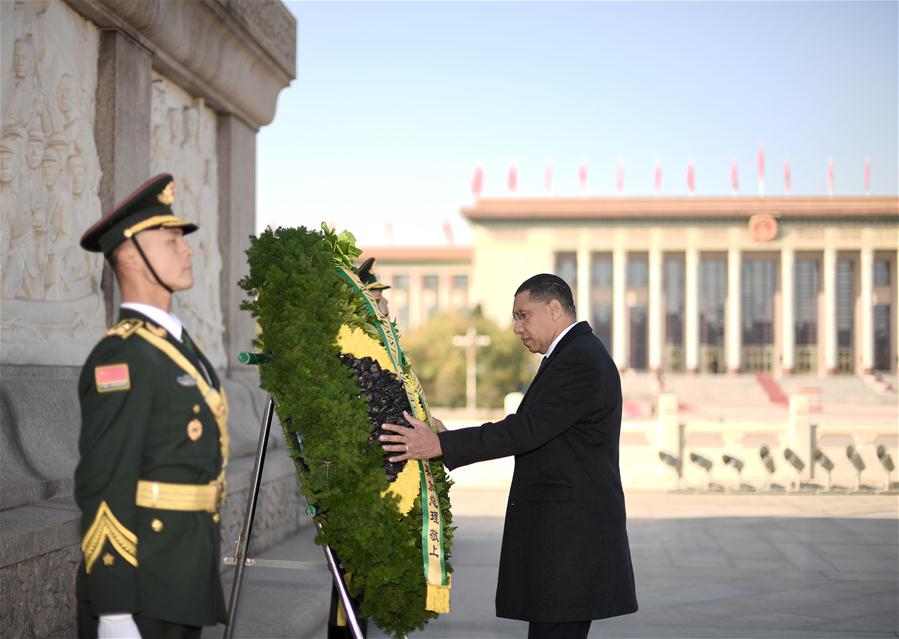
[364,196,899,376]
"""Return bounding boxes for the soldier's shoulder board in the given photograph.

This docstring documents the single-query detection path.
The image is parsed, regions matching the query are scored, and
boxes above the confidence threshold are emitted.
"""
[94,363,130,393]
[105,319,144,339]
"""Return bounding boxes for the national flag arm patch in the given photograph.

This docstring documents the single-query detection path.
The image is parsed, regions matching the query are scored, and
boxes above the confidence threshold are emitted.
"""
[95,364,131,393]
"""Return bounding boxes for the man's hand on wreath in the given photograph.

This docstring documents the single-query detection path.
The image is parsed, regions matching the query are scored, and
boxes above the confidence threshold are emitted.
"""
[380,411,443,461]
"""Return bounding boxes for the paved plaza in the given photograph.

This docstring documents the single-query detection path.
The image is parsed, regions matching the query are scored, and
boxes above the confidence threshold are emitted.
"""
[215,489,898,639]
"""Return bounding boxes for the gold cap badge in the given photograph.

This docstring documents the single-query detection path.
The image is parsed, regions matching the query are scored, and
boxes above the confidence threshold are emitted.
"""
[157,181,175,205]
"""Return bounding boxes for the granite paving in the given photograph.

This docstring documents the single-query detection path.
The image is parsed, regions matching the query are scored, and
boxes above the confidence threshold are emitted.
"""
[217,490,898,639]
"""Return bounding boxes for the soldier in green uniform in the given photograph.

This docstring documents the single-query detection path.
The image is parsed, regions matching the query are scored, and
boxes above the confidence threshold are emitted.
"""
[357,257,391,316]
[75,174,229,639]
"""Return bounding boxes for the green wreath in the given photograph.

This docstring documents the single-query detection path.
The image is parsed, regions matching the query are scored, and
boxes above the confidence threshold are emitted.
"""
[239,224,454,637]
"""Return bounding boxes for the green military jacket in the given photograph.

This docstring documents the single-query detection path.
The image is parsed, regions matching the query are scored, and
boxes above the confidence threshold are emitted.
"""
[75,307,229,627]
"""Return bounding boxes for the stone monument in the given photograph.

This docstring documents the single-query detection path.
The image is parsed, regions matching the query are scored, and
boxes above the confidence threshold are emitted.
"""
[0,2,298,636]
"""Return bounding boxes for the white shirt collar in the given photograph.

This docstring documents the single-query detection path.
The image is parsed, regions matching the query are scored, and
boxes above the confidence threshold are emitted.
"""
[543,320,578,359]
[120,302,183,342]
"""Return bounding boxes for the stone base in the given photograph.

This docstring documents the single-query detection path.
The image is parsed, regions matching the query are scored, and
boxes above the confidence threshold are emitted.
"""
[0,451,307,639]
[0,365,309,638]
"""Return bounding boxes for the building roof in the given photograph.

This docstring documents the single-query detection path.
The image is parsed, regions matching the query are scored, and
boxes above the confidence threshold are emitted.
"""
[359,246,473,264]
[462,196,899,221]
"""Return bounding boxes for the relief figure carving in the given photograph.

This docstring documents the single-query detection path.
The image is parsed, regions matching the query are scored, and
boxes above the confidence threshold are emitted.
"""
[1,0,105,365]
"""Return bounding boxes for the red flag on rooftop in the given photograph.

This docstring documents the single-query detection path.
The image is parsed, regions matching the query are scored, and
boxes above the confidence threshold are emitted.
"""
[508,163,518,193]
[864,158,871,195]
[686,161,695,195]
[578,162,588,192]
[758,145,766,196]
[471,165,483,198]
[616,161,624,195]
[784,161,792,195]
[827,158,834,196]
[653,161,663,194]
[443,220,454,245]
[730,162,739,195]
[544,162,553,193]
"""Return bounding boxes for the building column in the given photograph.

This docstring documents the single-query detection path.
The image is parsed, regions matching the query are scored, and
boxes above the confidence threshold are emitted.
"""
[685,247,699,373]
[648,244,663,372]
[781,247,795,373]
[576,244,590,323]
[823,246,837,374]
[860,246,874,373]
[95,29,153,326]
[726,247,742,373]
[612,246,627,369]
[217,114,258,373]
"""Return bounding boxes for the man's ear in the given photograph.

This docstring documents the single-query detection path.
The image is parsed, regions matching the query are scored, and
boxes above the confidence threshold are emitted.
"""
[112,242,138,276]
[548,298,562,320]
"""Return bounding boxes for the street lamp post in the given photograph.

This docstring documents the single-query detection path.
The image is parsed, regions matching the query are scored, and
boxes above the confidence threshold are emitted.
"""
[452,326,491,411]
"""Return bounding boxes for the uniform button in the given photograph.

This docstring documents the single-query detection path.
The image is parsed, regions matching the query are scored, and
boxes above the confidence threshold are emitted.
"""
[193,404,201,414]
[187,418,203,441]
[151,518,164,532]
[212,513,220,523]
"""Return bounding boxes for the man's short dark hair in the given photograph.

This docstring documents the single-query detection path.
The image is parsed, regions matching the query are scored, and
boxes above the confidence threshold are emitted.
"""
[515,273,576,317]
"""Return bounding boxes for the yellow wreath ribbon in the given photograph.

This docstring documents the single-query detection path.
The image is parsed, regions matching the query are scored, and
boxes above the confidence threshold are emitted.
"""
[335,267,451,613]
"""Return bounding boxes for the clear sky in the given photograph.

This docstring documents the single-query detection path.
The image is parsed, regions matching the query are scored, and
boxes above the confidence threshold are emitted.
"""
[257,1,898,246]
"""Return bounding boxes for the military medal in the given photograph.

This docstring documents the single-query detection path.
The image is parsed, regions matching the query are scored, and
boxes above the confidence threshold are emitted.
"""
[187,418,203,441]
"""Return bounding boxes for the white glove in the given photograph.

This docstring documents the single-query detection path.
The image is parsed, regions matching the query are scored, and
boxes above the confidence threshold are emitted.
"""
[98,613,142,638]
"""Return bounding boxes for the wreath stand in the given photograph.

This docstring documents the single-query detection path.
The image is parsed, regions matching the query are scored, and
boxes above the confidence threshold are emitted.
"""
[222,352,364,639]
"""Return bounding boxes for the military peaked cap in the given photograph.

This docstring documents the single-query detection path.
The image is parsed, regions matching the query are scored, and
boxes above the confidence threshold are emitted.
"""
[80,173,197,255]
[357,257,390,290]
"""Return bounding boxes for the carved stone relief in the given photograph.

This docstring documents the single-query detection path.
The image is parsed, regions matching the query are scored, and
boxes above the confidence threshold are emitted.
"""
[0,0,104,365]
[150,72,226,368]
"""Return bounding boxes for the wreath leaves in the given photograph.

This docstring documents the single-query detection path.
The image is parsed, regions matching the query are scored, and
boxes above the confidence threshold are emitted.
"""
[239,225,453,637]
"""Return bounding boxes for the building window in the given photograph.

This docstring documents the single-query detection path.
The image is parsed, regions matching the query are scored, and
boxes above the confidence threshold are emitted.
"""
[874,305,892,371]
[422,275,439,320]
[590,253,613,347]
[627,254,649,370]
[393,274,409,329]
[699,256,726,373]
[450,274,469,310]
[794,257,819,373]
[627,256,648,287]
[554,252,577,300]
[663,256,685,371]
[741,258,776,373]
[873,259,891,286]
[836,259,855,373]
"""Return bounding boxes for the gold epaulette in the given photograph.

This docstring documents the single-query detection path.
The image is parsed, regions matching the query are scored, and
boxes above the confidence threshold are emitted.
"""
[106,319,144,339]
[82,501,138,573]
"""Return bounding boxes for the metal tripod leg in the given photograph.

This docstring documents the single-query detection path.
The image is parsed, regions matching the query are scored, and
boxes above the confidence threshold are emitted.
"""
[224,394,276,639]
[317,520,365,639]
[222,394,364,639]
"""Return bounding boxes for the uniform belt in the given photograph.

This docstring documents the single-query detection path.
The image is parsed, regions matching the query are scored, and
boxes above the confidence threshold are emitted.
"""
[135,479,224,513]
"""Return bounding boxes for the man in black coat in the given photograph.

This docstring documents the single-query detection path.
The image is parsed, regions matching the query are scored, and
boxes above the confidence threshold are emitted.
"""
[381,273,637,639]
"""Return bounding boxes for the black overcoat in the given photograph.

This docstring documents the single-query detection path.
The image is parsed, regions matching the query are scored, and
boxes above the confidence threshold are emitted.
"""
[438,321,638,622]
